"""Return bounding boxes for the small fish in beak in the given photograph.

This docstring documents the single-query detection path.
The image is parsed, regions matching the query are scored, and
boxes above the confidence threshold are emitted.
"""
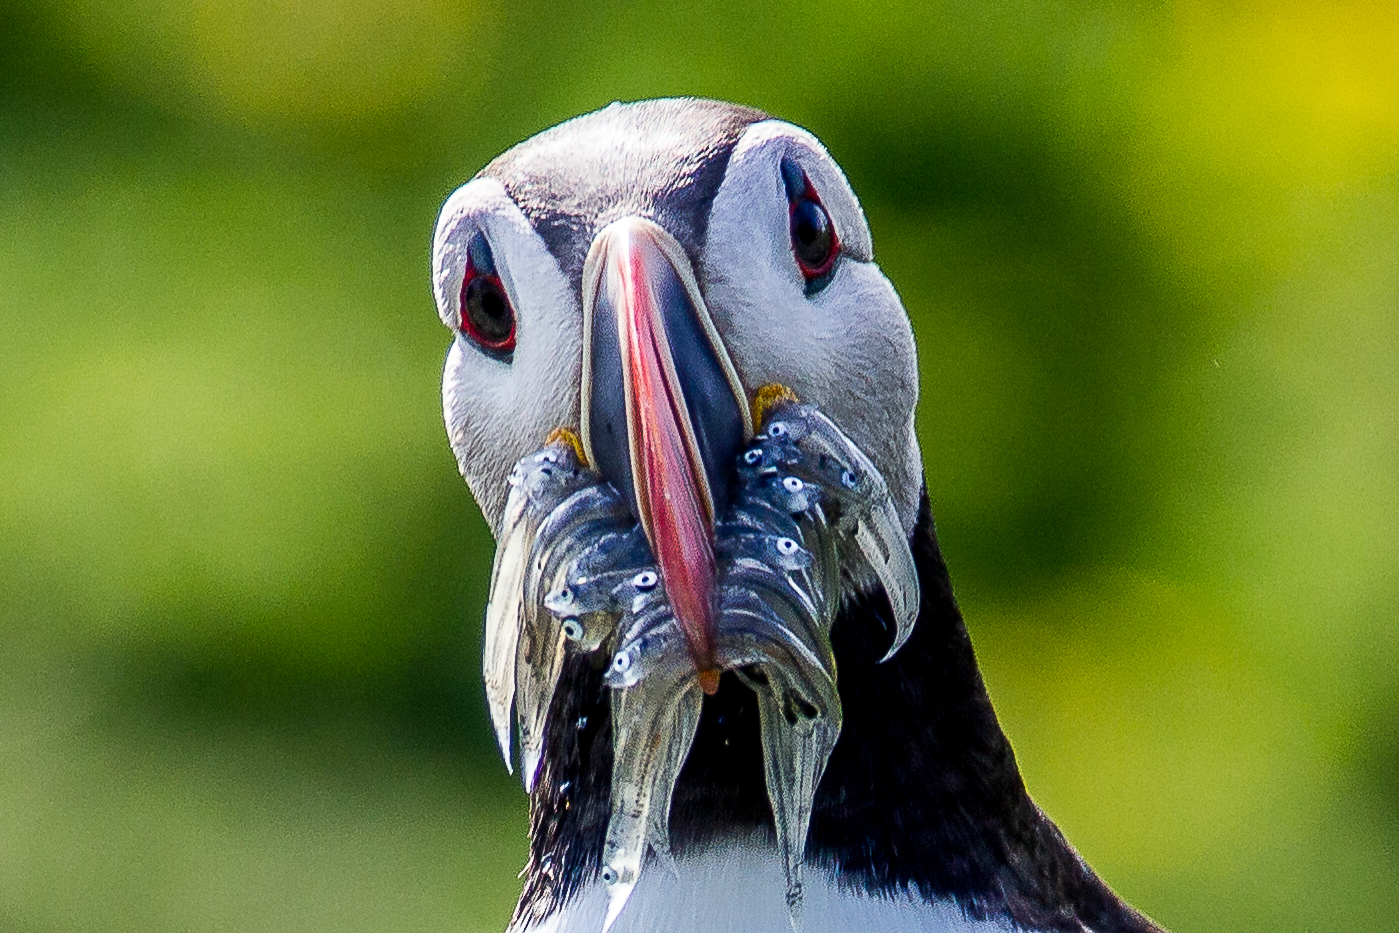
[485,387,918,931]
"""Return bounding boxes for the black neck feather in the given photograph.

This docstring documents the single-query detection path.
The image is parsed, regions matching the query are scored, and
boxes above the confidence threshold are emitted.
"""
[512,489,1163,933]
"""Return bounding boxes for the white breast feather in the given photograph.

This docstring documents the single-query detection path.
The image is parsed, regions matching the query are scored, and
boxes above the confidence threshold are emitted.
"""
[515,836,1016,933]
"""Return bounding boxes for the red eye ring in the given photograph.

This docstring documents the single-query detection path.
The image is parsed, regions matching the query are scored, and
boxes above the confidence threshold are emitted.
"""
[459,231,516,358]
[781,157,841,288]
[790,196,840,279]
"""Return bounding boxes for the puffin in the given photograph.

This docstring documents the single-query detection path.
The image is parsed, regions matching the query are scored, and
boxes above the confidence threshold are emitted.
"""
[430,98,1167,933]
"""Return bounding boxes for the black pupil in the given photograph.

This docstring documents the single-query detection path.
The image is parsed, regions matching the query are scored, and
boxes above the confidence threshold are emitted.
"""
[791,199,833,270]
[464,276,512,344]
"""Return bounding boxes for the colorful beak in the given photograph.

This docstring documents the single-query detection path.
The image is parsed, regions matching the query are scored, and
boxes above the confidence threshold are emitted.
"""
[581,217,752,692]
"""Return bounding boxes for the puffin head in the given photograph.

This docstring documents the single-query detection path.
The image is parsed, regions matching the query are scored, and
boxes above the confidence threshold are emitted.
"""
[433,99,921,543]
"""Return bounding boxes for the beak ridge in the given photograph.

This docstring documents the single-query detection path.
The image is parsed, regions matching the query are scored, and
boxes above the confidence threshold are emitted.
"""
[581,218,751,686]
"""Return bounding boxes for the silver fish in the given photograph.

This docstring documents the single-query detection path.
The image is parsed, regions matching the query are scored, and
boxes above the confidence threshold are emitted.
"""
[601,675,702,931]
[480,401,917,932]
[759,403,919,660]
[483,443,591,769]
[517,484,633,790]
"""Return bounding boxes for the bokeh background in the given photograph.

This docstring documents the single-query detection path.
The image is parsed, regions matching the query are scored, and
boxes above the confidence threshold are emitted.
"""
[2,1,1396,931]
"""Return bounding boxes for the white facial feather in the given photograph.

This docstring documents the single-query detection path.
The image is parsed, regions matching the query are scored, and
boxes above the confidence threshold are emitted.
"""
[701,120,923,535]
[434,177,581,532]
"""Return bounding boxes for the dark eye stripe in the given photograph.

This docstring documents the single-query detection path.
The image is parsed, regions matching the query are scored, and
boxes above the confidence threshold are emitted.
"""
[780,157,806,204]
[467,228,497,277]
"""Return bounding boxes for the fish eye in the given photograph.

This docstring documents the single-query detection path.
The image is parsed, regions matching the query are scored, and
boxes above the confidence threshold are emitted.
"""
[561,618,584,641]
[782,476,804,493]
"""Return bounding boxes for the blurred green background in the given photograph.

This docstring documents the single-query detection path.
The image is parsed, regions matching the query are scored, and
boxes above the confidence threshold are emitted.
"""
[2,1,1396,931]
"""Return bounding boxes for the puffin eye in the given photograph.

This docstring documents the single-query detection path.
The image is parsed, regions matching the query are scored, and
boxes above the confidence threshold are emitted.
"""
[780,156,840,293]
[459,231,516,359]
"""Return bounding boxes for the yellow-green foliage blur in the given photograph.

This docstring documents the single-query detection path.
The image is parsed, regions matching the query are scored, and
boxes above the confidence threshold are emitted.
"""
[2,1,1396,931]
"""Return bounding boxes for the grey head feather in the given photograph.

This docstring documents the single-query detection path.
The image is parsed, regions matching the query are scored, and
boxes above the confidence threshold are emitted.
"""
[480,98,767,288]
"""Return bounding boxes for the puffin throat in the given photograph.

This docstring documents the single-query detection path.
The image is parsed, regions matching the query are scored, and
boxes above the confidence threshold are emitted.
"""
[581,217,751,692]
